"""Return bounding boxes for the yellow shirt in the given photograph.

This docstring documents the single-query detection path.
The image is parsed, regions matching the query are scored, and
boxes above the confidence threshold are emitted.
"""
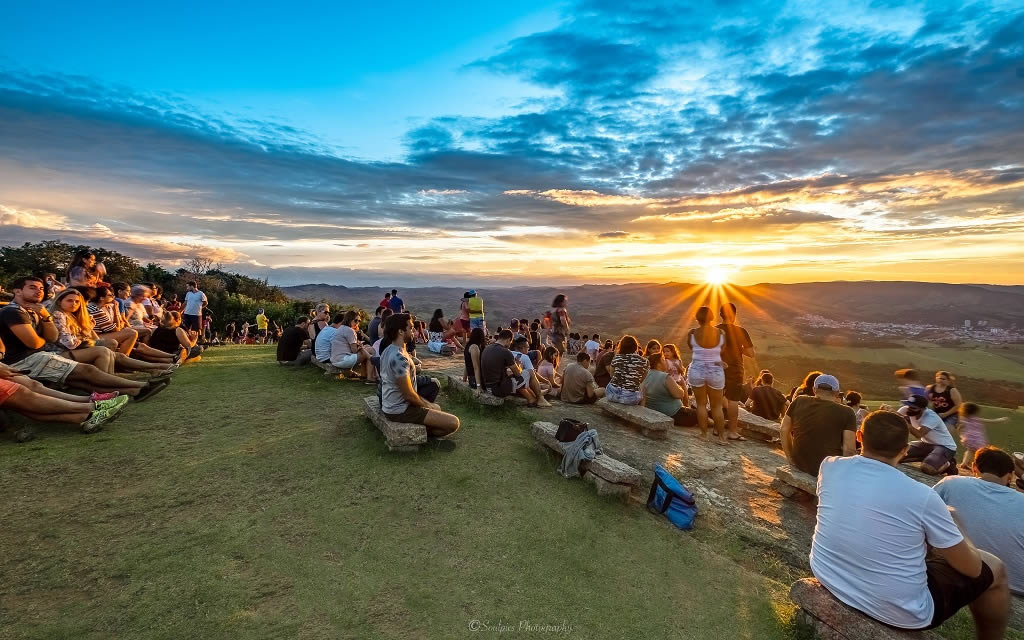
[256,313,268,330]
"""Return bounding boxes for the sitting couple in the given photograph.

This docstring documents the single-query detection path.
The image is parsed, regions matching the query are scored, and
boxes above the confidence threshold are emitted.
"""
[312,311,376,381]
[476,330,550,407]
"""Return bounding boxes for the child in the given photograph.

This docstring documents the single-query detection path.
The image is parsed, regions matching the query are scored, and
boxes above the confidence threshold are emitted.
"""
[844,391,869,426]
[662,343,687,387]
[537,346,561,398]
[956,403,1009,472]
[894,368,927,400]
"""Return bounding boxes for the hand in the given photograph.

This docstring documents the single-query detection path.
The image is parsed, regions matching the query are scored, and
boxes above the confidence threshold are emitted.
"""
[0,363,18,379]
[425,401,441,411]
[188,330,199,340]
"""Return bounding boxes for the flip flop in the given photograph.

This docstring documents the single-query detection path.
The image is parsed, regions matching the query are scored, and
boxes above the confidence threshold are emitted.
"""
[727,434,747,442]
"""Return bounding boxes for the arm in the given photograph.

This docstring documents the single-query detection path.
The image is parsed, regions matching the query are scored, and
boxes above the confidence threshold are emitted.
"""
[395,368,437,410]
[977,416,1010,424]
[665,377,689,402]
[175,327,198,349]
[842,430,857,457]
[9,320,49,350]
[941,388,963,418]
[470,346,482,383]
[781,415,794,462]
[933,536,983,579]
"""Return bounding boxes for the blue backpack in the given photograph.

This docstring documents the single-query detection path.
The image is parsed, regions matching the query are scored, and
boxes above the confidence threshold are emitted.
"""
[647,464,697,530]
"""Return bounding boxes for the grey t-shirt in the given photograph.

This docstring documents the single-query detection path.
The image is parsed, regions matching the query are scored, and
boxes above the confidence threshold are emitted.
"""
[380,344,416,415]
[933,476,1024,595]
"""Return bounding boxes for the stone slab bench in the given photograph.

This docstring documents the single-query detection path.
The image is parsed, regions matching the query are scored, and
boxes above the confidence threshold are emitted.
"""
[531,421,641,500]
[773,461,940,499]
[447,375,527,407]
[596,397,671,439]
[790,578,943,640]
[362,396,427,453]
[738,408,782,440]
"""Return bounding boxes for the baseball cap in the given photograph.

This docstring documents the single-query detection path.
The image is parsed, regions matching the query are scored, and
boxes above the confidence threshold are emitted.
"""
[467,289,476,296]
[814,374,840,391]
[901,394,929,409]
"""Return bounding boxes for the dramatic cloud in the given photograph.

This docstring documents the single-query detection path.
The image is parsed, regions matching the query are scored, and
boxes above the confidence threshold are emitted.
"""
[1,0,1023,285]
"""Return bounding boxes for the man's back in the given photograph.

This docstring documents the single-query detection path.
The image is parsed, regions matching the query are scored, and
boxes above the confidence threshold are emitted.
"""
[561,363,595,403]
[750,385,786,420]
[811,456,963,629]
[277,326,306,361]
[785,395,856,475]
[379,344,415,415]
[388,296,404,312]
[480,343,513,388]
[330,325,357,358]
[934,476,1024,595]
[314,326,337,361]
[715,322,751,366]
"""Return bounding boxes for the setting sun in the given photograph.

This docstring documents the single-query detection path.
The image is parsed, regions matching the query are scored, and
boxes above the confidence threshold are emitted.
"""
[704,266,730,285]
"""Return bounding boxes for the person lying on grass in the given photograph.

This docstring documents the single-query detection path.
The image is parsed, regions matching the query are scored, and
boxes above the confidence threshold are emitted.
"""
[0,277,170,402]
[0,363,129,437]
[378,313,459,438]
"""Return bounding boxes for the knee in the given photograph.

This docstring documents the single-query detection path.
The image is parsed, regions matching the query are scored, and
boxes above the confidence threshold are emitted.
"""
[978,550,1008,588]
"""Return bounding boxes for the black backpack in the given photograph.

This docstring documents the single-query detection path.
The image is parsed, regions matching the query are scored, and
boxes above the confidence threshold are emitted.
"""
[555,418,588,443]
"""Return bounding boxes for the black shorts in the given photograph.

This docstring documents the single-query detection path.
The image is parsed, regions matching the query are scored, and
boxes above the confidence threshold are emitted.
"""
[923,557,994,629]
[385,405,430,425]
[257,329,267,337]
[723,366,748,402]
[182,314,201,331]
[488,375,525,398]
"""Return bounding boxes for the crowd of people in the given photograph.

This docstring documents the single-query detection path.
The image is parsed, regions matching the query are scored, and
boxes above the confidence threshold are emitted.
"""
[0,251,222,440]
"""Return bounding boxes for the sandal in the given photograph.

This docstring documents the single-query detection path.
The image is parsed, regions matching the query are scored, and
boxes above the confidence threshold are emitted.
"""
[727,434,747,442]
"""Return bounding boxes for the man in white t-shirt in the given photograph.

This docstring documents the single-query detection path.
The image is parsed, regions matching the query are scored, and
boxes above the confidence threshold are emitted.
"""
[182,281,207,332]
[584,334,600,362]
[811,410,1010,635]
[898,394,958,475]
[935,446,1024,596]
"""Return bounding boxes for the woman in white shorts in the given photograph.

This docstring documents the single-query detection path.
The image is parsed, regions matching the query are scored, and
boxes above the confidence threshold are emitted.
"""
[686,306,727,445]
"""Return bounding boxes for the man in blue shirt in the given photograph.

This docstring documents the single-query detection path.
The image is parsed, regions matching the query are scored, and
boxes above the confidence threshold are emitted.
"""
[388,289,405,313]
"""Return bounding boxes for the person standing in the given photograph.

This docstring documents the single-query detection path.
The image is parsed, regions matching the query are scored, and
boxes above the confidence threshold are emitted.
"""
[182,281,207,333]
[547,294,571,355]
[388,289,405,313]
[686,307,727,444]
[927,371,963,431]
[255,309,269,343]
[467,290,486,333]
[716,303,755,442]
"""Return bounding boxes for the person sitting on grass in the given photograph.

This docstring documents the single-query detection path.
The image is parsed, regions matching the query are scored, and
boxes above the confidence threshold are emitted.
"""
[898,394,959,475]
[746,371,788,421]
[480,329,535,404]
[811,410,1010,637]
[463,327,486,389]
[149,311,202,363]
[559,352,605,404]
[0,277,169,401]
[330,310,376,381]
[642,351,694,426]
[935,446,1024,597]
[125,285,157,334]
[512,335,552,407]
[954,403,1010,472]
[314,313,343,363]
[378,313,459,439]
[0,362,129,436]
[606,334,649,406]
[536,346,561,398]
[49,288,175,376]
[368,306,386,344]
[277,317,312,366]
[781,374,857,476]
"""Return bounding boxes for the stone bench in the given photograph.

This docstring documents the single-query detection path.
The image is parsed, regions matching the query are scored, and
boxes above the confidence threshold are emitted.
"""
[773,461,940,499]
[596,397,672,439]
[790,578,943,639]
[738,408,781,440]
[361,396,427,453]
[447,375,527,407]
[531,421,641,500]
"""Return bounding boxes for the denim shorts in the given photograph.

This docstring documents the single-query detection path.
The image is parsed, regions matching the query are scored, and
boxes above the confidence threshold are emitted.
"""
[605,383,642,405]
[688,361,725,390]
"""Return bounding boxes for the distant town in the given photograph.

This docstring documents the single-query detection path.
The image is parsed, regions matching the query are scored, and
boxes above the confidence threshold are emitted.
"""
[795,315,1024,344]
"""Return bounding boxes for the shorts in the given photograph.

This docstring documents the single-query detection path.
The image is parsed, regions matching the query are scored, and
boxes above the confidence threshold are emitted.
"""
[549,332,567,353]
[330,353,359,369]
[605,383,642,405]
[723,365,748,402]
[489,375,526,398]
[385,405,430,425]
[10,352,79,385]
[923,557,994,629]
[182,314,201,331]
[688,360,725,390]
[902,442,957,470]
[257,329,268,338]
[469,317,486,332]
[0,378,23,405]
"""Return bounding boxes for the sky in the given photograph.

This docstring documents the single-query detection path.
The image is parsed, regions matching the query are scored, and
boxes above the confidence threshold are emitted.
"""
[1,0,1023,287]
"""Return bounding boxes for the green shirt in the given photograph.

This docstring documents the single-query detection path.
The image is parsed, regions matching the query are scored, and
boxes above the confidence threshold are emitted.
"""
[642,369,681,417]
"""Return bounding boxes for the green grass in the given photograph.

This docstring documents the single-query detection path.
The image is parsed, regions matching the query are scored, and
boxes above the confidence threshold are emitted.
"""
[0,346,797,640]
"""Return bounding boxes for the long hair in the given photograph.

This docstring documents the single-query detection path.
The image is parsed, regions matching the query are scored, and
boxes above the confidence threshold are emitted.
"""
[616,334,639,355]
[543,345,559,368]
[662,343,680,360]
[52,288,95,337]
[552,294,566,308]
[798,371,823,395]
[466,327,486,350]
[644,339,662,356]
[162,311,183,329]
[429,309,445,332]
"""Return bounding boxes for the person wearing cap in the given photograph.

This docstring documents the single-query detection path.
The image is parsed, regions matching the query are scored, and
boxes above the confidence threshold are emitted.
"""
[781,373,857,475]
[467,290,486,333]
[898,394,958,475]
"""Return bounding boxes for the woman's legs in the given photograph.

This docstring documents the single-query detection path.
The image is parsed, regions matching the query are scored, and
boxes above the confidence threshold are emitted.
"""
[113,352,173,373]
[12,375,93,403]
[65,363,148,395]
[694,386,709,439]
[102,328,139,355]
[69,346,116,374]
[131,342,175,362]
[959,447,978,471]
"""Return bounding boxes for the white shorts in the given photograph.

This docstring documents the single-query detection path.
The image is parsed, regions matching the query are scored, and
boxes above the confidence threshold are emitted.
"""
[688,361,725,390]
[330,353,359,369]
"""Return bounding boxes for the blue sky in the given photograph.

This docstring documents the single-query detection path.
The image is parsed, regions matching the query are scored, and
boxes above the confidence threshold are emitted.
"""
[1,0,1023,286]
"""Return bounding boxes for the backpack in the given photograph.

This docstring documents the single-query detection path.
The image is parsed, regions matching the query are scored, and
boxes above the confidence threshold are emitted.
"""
[468,296,484,315]
[555,418,588,443]
[647,464,697,530]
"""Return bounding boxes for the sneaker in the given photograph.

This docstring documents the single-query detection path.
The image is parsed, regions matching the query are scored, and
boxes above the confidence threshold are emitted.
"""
[81,407,118,433]
[95,395,130,413]
[90,391,120,402]
[134,379,170,402]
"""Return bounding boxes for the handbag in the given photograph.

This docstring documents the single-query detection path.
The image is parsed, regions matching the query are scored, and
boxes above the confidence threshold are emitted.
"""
[555,418,588,443]
[647,464,697,530]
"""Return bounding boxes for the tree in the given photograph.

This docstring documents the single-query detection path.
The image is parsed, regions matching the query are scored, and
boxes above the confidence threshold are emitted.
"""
[183,256,218,276]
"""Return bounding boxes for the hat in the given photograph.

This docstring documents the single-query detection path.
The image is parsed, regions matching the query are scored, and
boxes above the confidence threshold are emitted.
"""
[467,289,476,296]
[814,374,840,391]
[901,394,929,409]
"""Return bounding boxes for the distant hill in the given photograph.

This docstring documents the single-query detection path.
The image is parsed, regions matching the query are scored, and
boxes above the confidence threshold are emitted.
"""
[281,281,1024,333]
